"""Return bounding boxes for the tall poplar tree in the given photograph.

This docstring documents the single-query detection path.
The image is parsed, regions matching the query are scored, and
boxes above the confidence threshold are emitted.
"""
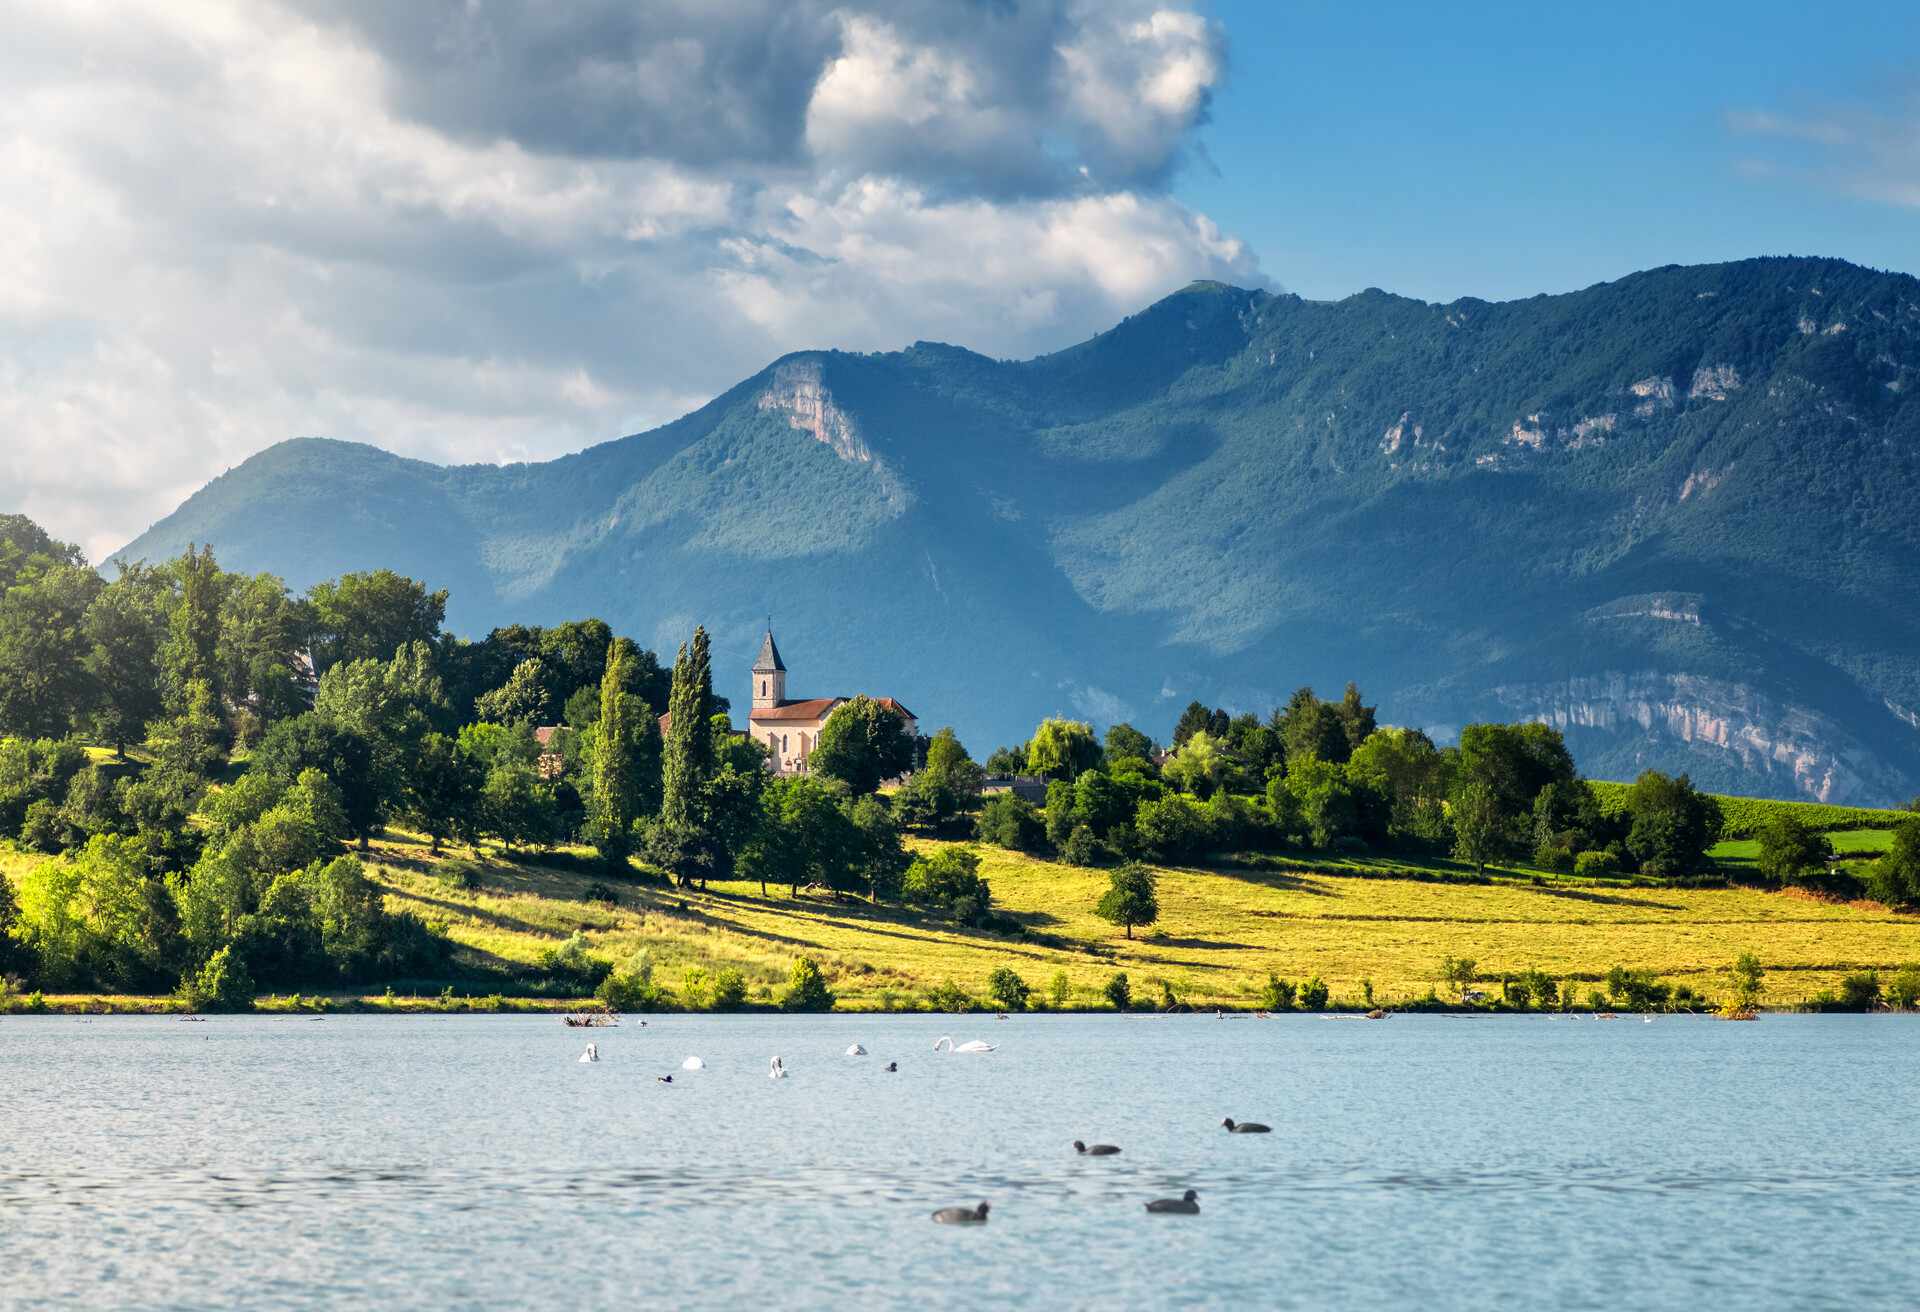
[660,626,713,832]
[588,639,638,869]
[650,626,719,885]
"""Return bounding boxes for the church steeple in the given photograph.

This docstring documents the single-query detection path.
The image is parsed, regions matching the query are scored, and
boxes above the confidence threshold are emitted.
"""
[752,628,786,709]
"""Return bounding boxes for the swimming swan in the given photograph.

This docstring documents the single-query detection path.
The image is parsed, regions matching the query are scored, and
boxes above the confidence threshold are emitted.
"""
[578,1043,599,1063]
[931,1202,990,1225]
[1146,1189,1200,1214]
[680,1056,706,1071]
[932,1036,995,1053]
[846,1043,867,1056]
[1074,1140,1121,1156]
[1222,1118,1271,1133]
[769,1055,788,1079]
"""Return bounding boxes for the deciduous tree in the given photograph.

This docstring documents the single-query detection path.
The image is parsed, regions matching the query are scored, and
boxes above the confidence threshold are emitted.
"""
[306,570,447,676]
[811,695,915,795]
[1025,717,1101,781]
[1095,861,1159,939]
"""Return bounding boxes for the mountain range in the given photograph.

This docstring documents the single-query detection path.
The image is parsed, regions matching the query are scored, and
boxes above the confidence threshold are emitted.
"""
[119,256,1920,804]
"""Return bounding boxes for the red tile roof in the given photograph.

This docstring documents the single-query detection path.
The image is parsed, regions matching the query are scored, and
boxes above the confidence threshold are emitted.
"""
[749,697,843,722]
[748,696,918,724]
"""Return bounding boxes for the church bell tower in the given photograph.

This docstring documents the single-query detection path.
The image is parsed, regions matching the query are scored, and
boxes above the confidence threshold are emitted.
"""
[752,628,786,709]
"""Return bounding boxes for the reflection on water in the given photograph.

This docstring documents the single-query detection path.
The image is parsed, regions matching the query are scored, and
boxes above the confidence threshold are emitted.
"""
[2,1013,1918,1310]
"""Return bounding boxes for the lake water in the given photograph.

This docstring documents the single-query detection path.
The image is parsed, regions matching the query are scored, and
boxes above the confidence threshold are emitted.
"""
[2,1012,1916,1310]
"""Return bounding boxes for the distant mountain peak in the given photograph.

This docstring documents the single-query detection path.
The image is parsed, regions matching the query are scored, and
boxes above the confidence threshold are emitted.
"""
[119,256,1920,803]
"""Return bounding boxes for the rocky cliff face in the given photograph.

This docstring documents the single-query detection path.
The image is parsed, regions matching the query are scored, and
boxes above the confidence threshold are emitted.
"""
[1472,671,1905,804]
[757,359,873,464]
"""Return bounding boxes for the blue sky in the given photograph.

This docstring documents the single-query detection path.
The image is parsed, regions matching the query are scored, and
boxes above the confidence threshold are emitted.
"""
[1186,0,1920,301]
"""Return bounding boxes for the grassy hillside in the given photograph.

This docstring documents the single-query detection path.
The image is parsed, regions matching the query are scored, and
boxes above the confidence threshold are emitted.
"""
[12,832,1914,1012]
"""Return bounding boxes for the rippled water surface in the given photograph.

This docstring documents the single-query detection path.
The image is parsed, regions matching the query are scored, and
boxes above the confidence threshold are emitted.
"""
[3,1012,1917,1309]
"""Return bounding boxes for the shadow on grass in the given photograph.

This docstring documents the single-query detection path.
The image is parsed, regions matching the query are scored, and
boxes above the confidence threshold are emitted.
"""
[388,887,618,938]
[677,890,1102,967]
[1144,934,1261,951]
[1529,884,1684,911]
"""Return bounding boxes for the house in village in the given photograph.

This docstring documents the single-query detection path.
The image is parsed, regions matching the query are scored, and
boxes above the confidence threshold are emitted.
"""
[744,629,916,775]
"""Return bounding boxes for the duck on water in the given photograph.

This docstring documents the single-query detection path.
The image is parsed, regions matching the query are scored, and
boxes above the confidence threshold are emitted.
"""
[1222,1118,1271,1133]
[1074,1140,1121,1156]
[932,1202,990,1225]
[1146,1190,1200,1214]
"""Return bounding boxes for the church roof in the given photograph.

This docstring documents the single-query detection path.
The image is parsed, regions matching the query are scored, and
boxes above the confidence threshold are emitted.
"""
[749,695,917,723]
[752,629,786,673]
[751,697,841,722]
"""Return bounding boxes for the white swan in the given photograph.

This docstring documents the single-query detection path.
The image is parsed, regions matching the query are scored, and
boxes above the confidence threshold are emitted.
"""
[578,1043,599,1063]
[680,1056,706,1071]
[932,1036,995,1053]
[769,1055,787,1079]
[846,1043,867,1056]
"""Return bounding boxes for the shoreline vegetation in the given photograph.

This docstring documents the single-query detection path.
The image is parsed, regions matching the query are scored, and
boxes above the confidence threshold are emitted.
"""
[2,515,1918,1019]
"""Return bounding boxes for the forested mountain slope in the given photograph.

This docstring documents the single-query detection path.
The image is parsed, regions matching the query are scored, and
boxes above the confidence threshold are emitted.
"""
[120,256,1920,802]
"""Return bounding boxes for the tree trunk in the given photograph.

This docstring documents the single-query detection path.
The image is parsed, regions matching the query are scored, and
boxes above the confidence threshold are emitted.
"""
[1125,923,1133,939]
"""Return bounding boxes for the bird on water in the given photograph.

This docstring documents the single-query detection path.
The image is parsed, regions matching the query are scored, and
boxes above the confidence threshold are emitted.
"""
[932,1202,990,1225]
[1222,1118,1271,1133]
[1146,1190,1200,1214]
[1073,1140,1121,1156]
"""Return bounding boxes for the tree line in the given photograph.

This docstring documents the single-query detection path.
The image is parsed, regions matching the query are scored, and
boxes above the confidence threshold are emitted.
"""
[973,692,1725,879]
[4,510,1918,1007]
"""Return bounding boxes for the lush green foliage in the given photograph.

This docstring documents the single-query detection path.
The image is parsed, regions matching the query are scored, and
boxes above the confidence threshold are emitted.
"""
[901,847,997,927]
[1868,820,1920,909]
[779,957,836,1012]
[1755,813,1834,885]
[1094,861,1159,938]
[809,696,915,795]
[986,966,1031,1012]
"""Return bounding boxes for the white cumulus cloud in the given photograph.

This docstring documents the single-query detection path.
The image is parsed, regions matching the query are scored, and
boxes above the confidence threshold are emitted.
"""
[0,0,1261,562]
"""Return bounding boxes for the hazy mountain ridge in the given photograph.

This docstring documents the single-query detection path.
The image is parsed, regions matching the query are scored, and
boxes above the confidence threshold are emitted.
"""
[120,256,1920,802]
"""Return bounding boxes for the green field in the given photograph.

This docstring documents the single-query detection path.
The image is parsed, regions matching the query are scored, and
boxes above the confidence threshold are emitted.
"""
[1709,828,1896,871]
[1591,781,1912,839]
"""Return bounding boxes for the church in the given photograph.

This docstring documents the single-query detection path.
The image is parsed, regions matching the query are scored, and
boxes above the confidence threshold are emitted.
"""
[746,629,917,775]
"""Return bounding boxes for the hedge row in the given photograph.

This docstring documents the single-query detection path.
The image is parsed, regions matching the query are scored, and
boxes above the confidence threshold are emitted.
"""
[1589,780,1908,839]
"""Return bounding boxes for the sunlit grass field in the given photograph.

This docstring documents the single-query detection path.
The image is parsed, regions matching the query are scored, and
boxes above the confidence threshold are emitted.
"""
[7,828,1916,1011]
[354,832,1919,1010]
